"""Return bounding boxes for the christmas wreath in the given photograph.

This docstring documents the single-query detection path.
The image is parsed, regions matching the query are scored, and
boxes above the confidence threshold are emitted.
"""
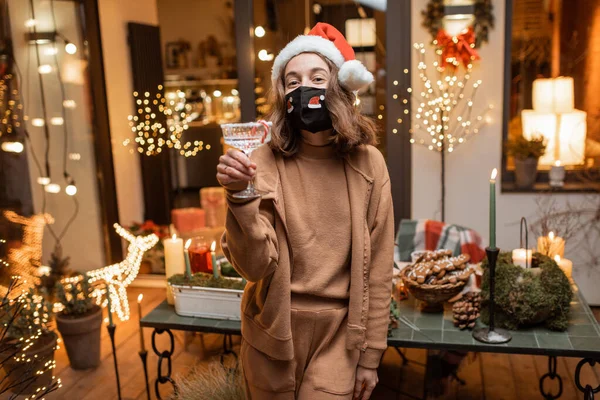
[422,0,495,48]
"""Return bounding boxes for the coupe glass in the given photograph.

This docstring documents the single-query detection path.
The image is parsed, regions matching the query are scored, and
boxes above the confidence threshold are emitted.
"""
[220,121,272,199]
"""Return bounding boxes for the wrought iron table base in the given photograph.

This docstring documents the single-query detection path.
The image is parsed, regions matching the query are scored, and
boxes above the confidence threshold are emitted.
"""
[151,329,177,400]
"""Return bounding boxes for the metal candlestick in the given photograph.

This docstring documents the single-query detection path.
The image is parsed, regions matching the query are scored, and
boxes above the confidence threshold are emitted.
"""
[473,247,512,344]
[138,350,151,400]
[107,324,122,400]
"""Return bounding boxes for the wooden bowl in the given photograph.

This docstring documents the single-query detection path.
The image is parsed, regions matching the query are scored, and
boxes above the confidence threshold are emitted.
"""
[401,267,468,312]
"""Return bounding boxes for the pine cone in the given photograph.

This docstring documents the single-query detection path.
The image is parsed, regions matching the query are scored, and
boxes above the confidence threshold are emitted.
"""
[453,292,481,330]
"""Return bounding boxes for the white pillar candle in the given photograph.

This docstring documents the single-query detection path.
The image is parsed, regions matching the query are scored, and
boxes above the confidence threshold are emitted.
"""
[554,255,573,281]
[512,248,533,269]
[537,231,565,259]
[549,160,566,188]
[164,234,185,305]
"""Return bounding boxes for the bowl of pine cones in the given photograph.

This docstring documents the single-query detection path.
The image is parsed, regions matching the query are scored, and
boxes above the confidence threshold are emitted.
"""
[401,250,474,312]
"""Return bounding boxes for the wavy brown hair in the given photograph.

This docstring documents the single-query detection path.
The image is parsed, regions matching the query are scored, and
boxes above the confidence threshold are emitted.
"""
[266,53,378,156]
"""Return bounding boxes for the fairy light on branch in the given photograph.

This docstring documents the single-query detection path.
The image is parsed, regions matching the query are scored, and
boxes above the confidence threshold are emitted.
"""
[394,42,493,153]
[125,85,205,157]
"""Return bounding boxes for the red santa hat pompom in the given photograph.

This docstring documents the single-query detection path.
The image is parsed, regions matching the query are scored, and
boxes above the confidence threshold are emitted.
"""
[271,23,374,92]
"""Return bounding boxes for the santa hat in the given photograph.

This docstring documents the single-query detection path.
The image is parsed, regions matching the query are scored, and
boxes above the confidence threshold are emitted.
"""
[271,23,374,92]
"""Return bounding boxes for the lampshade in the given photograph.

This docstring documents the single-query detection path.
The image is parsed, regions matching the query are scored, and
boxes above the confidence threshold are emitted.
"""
[442,14,475,36]
[557,110,586,165]
[521,110,586,166]
[532,77,574,113]
[521,110,558,166]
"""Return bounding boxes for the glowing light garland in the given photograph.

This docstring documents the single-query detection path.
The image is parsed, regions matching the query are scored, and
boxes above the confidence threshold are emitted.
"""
[3,211,54,292]
[395,42,493,153]
[124,86,204,157]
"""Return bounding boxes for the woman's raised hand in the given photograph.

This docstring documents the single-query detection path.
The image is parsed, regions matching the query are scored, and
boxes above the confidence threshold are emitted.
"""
[216,148,257,191]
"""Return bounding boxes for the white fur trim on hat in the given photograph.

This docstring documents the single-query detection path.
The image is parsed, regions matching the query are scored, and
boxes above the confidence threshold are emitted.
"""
[338,59,374,91]
[271,35,346,83]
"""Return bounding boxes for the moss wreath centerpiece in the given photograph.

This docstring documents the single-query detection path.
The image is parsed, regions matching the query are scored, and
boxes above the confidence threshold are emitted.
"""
[480,252,572,331]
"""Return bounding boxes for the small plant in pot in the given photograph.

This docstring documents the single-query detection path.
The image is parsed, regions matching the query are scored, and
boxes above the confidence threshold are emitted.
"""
[0,288,58,395]
[505,135,547,189]
[55,273,102,370]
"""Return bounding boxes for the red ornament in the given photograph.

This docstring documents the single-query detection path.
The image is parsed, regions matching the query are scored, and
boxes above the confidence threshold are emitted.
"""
[435,27,480,70]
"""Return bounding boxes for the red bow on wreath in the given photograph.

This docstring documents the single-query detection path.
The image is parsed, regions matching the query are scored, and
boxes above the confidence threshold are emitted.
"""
[435,27,480,69]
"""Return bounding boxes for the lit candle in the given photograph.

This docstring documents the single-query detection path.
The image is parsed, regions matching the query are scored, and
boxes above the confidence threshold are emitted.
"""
[106,284,114,326]
[137,294,146,352]
[489,168,497,249]
[184,239,192,280]
[554,255,573,281]
[537,231,565,258]
[164,235,185,305]
[210,241,219,279]
[511,248,533,269]
[549,160,566,188]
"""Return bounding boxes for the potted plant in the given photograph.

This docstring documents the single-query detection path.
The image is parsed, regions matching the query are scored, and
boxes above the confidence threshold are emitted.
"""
[55,273,102,370]
[505,135,547,189]
[0,288,58,395]
[168,272,245,320]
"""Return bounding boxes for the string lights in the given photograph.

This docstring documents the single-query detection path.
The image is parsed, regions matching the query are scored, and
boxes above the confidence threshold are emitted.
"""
[394,42,492,153]
[0,74,25,153]
[81,224,158,321]
[3,211,55,293]
[125,86,204,157]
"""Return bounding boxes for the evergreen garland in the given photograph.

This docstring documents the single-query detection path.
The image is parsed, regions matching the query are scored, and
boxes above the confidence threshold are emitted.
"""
[421,0,495,48]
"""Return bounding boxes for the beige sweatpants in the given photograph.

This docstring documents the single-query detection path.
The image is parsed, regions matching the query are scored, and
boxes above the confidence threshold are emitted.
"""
[241,294,360,400]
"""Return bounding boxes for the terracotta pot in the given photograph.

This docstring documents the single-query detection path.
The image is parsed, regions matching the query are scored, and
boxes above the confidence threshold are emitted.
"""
[514,158,539,189]
[56,305,102,370]
[1,331,57,395]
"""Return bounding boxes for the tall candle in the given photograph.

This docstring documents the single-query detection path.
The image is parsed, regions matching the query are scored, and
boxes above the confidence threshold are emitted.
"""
[164,235,185,305]
[106,284,114,326]
[554,255,573,281]
[137,294,146,352]
[489,168,497,249]
[537,231,565,258]
[210,241,219,279]
[184,239,192,279]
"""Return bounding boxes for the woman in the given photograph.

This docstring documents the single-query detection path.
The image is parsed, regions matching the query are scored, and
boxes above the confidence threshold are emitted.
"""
[217,23,394,400]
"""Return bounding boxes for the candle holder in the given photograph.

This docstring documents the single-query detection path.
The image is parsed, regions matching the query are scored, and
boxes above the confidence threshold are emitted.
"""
[473,247,512,344]
[107,324,123,400]
[139,350,151,400]
[549,164,565,188]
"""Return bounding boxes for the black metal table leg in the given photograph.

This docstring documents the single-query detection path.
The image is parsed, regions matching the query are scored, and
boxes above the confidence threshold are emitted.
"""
[221,333,238,366]
[151,328,177,400]
[540,356,563,399]
[575,359,600,400]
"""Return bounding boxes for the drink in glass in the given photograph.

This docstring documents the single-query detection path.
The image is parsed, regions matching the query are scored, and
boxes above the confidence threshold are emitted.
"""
[220,120,272,199]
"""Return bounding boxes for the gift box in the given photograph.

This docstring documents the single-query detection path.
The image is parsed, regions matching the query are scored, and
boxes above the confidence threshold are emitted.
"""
[171,208,206,234]
[200,187,227,228]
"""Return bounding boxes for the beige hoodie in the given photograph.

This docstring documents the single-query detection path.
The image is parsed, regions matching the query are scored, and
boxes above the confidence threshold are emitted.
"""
[221,143,394,369]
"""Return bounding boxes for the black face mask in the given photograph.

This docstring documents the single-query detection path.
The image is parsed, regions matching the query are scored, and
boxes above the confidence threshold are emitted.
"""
[285,86,333,134]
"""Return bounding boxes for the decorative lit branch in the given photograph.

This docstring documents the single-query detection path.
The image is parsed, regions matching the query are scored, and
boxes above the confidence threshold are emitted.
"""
[397,42,493,153]
[125,86,206,157]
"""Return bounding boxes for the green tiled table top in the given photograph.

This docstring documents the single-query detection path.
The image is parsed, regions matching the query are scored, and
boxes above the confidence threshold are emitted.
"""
[141,285,600,358]
[388,284,600,358]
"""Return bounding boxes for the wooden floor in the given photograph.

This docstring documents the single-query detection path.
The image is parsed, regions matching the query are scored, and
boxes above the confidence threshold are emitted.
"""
[27,288,600,400]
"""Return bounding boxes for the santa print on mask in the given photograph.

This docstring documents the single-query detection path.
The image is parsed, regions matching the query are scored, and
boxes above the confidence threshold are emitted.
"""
[285,86,333,133]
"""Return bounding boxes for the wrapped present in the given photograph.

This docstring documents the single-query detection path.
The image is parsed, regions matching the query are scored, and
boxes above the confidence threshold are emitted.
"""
[200,187,227,228]
[171,208,206,234]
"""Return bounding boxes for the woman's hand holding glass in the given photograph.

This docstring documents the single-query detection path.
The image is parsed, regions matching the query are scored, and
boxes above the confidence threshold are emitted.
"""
[216,148,257,192]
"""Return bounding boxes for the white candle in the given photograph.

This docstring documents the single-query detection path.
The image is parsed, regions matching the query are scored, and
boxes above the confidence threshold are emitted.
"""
[537,231,565,259]
[554,255,573,280]
[512,248,533,269]
[164,235,185,305]
[549,160,566,188]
